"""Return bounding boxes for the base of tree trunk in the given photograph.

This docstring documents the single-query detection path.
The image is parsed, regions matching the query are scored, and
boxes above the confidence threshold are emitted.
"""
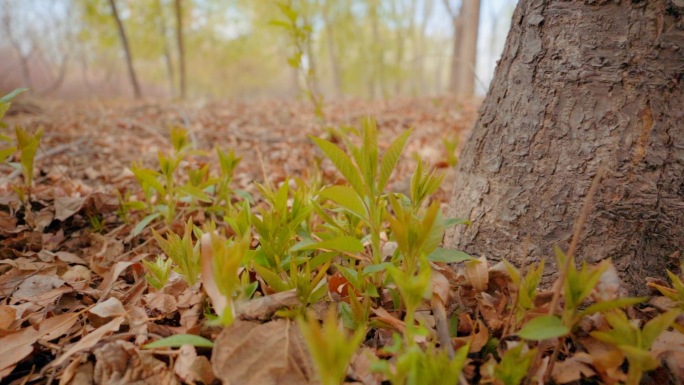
[446,0,684,295]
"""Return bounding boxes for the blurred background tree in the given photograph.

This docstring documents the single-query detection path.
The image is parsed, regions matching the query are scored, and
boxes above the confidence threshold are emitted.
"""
[0,0,516,100]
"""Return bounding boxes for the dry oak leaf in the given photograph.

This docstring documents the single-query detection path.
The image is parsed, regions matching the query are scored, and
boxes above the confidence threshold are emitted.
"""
[50,316,125,369]
[211,319,319,385]
[551,356,597,384]
[0,312,80,380]
[0,305,17,330]
[55,196,87,221]
[89,297,126,319]
[93,340,178,385]
[174,344,216,384]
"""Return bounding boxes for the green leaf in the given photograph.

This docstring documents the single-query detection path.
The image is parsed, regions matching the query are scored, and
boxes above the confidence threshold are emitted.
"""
[0,103,9,121]
[444,217,471,227]
[378,129,411,193]
[177,185,213,203]
[619,344,660,371]
[310,136,365,197]
[291,235,364,253]
[254,264,290,292]
[360,117,378,189]
[363,262,393,274]
[427,248,475,263]
[0,146,16,163]
[319,185,367,219]
[143,334,214,349]
[0,88,28,104]
[502,259,521,287]
[132,212,161,236]
[518,315,569,341]
[580,297,648,317]
[641,309,681,349]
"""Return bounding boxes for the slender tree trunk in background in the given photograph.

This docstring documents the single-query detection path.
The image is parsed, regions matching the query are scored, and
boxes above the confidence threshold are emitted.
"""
[175,0,186,99]
[447,7,463,93]
[369,0,386,99]
[302,14,322,102]
[40,53,69,96]
[413,0,433,95]
[322,4,342,97]
[156,0,176,96]
[454,0,480,96]
[447,0,684,294]
[108,0,142,99]
[2,12,34,89]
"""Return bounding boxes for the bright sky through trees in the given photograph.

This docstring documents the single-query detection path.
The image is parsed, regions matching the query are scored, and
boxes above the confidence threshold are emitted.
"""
[0,0,516,99]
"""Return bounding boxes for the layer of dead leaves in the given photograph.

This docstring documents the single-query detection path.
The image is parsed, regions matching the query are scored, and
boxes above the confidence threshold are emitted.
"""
[0,97,682,384]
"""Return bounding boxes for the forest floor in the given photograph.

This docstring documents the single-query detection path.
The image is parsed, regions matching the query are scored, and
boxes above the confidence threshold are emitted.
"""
[0,97,682,385]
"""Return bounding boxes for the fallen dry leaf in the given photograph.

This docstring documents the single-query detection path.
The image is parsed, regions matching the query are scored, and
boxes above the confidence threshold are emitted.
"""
[465,255,489,292]
[144,292,178,314]
[551,356,597,383]
[93,340,178,385]
[89,297,126,318]
[55,196,87,221]
[212,319,318,385]
[349,347,382,385]
[0,306,16,330]
[0,312,80,379]
[50,316,125,368]
[200,232,228,317]
[237,289,300,320]
[174,344,215,384]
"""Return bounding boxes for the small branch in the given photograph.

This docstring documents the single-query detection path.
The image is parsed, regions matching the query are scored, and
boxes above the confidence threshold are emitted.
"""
[431,294,455,358]
[547,166,605,315]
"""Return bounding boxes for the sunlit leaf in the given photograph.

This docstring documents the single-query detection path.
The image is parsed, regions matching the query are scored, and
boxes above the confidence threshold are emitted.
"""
[143,334,214,349]
[518,315,569,340]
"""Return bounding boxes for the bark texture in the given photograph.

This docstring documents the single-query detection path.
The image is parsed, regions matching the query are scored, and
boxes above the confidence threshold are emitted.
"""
[447,0,684,294]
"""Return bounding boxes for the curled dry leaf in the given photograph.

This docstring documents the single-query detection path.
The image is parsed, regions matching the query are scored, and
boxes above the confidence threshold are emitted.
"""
[551,356,597,384]
[89,297,126,318]
[200,232,227,317]
[431,269,450,305]
[54,196,87,221]
[144,292,178,314]
[126,306,149,345]
[464,255,489,292]
[93,340,178,385]
[211,319,318,385]
[0,312,80,380]
[576,337,626,382]
[0,306,16,331]
[237,289,299,320]
[454,319,489,353]
[174,344,216,385]
[50,316,125,369]
[348,347,382,385]
[13,274,65,299]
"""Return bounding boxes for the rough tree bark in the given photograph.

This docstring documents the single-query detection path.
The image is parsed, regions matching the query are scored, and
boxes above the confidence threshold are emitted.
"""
[108,0,142,99]
[446,0,684,294]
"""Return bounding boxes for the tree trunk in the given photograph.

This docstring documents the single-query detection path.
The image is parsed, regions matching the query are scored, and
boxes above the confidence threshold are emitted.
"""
[321,2,342,97]
[446,0,684,294]
[108,0,142,99]
[156,0,176,97]
[450,0,480,97]
[175,0,186,99]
